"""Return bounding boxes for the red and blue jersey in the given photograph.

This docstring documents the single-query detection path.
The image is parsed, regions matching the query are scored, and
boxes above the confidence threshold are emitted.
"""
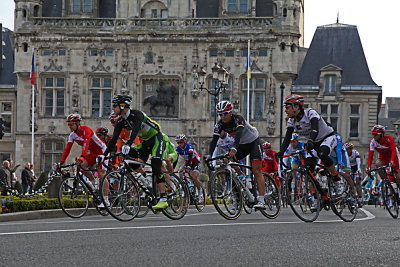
[176,143,200,164]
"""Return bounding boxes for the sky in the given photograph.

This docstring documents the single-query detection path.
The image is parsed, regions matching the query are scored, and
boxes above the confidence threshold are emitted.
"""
[0,0,399,102]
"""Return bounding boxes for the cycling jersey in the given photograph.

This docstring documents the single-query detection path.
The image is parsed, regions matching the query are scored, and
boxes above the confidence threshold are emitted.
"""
[61,125,106,165]
[330,134,350,169]
[162,134,178,163]
[368,134,400,169]
[348,149,361,174]
[287,108,334,142]
[213,133,235,155]
[262,150,278,173]
[283,141,305,167]
[104,109,161,156]
[176,142,201,165]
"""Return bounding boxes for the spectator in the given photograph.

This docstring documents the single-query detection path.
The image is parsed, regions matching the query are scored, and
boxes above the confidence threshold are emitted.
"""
[21,163,33,195]
[0,160,11,195]
[48,163,58,177]
[7,159,21,190]
[29,163,37,192]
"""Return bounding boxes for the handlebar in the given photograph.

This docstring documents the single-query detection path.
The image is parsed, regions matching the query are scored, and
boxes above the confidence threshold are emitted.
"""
[204,154,230,171]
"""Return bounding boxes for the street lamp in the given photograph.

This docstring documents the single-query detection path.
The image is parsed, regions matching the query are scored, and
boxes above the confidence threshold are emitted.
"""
[196,62,230,125]
[279,82,285,146]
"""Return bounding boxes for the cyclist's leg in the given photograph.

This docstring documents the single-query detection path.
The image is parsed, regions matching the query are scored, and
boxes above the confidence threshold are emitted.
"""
[80,154,96,182]
[316,135,338,179]
[248,139,265,206]
[150,133,168,209]
[376,158,389,181]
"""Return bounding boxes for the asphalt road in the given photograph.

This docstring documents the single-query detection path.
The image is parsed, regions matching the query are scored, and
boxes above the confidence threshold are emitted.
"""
[0,206,399,266]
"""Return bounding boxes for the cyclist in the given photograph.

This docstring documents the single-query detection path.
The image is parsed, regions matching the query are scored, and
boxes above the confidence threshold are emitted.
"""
[59,114,106,193]
[262,141,281,191]
[276,94,337,210]
[96,127,111,145]
[207,100,266,209]
[175,134,203,203]
[211,130,244,174]
[94,126,111,206]
[100,95,168,210]
[345,142,363,205]
[367,125,400,194]
[283,133,305,197]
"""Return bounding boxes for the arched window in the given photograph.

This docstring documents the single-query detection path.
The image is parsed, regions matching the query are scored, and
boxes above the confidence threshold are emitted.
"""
[23,43,28,52]
[33,5,40,17]
[22,9,27,18]
[280,42,286,51]
[283,8,287,17]
[290,44,296,52]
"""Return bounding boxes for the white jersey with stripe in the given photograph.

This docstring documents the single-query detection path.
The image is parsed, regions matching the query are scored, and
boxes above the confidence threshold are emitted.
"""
[348,149,360,167]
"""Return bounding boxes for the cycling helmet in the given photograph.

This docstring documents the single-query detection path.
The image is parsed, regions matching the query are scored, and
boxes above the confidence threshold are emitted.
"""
[66,114,82,123]
[344,142,354,149]
[112,94,132,108]
[96,127,108,136]
[283,94,304,106]
[216,100,232,114]
[371,125,385,135]
[262,142,271,149]
[291,133,299,141]
[175,134,187,142]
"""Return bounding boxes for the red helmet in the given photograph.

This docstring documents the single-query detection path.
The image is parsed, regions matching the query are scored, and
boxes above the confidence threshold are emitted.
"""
[96,127,108,136]
[344,142,353,149]
[371,125,385,135]
[216,100,232,114]
[284,94,304,106]
[262,142,271,149]
[66,114,82,123]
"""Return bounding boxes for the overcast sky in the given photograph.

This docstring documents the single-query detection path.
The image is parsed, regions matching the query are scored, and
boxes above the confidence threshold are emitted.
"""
[1,0,399,102]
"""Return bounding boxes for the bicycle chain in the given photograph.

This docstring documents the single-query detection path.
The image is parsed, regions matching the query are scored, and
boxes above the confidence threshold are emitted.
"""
[1,174,58,198]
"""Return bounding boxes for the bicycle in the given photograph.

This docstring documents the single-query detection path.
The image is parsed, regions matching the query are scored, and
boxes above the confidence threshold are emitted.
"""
[280,149,358,222]
[99,153,189,221]
[177,169,206,212]
[205,154,281,220]
[56,163,109,218]
[368,164,399,218]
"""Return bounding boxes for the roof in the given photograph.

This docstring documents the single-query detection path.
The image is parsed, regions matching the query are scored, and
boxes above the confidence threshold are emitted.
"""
[42,0,116,18]
[0,27,17,86]
[293,23,377,87]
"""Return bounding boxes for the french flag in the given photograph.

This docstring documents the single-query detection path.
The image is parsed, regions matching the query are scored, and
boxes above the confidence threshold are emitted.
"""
[30,49,35,85]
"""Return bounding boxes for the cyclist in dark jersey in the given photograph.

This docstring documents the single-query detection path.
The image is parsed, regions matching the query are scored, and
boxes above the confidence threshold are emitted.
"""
[208,100,266,209]
[100,94,167,210]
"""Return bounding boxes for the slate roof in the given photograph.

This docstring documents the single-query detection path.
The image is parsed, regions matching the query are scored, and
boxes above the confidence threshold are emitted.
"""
[293,23,377,87]
[0,27,16,86]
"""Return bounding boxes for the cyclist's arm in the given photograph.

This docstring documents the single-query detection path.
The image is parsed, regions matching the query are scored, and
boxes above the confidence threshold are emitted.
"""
[209,134,219,156]
[126,110,144,147]
[309,117,319,141]
[356,157,362,173]
[388,135,398,164]
[279,127,294,153]
[80,128,92,158]
[233,125,244,149]
[104,121,123,156]
[367,142,374,169]
[60,141,73,163]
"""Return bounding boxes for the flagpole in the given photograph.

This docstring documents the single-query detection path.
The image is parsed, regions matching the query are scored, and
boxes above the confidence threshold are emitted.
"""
[246,40,250,170]
[31,48,35,164]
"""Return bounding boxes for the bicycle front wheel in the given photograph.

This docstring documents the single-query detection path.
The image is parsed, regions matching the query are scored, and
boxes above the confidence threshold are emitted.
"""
[259,173,281,219]
[210,169,243,220]
[194,182,206,212]
[329,173,358,222]
[162,174,189,220]
[100,170,141,221]
[58,177,89,218]
[381,180,399,219]
[288,172,321,222]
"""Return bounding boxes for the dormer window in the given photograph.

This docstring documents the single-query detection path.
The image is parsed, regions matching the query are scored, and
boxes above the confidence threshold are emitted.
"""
[324,75,336,93]
[228,0,248,13]
[72,0,92,13]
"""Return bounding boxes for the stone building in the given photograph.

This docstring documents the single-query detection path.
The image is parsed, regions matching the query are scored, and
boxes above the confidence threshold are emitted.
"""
[292,23,382,167]
[11,0,305,172]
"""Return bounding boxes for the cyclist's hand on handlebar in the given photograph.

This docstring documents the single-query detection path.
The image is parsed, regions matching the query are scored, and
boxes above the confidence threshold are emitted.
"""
[365,167,371,174]
[275,151,283,160]
[306,139,314,150]
[121,145,130,155]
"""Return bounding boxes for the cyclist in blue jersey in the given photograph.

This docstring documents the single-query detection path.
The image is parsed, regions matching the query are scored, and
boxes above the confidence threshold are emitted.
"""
[283,133,305,196]
[175,134,203,203]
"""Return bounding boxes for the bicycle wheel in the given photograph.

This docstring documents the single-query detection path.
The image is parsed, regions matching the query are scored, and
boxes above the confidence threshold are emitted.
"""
[329,173,358,222]
[210,169,243,220]
[243,192,253,214]
[288,172,321,222]
[100,170,141,221]
[162,174,189,220]
[259,173,281,219]
[193,182,206,212]
[58,177,89,218]
[381,180,399,219]
[93,191,109,216]
[136,184,151,218]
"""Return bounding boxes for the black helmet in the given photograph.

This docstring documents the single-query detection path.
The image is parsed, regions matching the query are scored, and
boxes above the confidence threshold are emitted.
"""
[96,127,108,136]
[112,94,132,109]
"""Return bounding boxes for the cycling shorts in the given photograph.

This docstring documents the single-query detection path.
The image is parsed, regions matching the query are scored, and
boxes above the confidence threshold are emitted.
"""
[235,138,263,162]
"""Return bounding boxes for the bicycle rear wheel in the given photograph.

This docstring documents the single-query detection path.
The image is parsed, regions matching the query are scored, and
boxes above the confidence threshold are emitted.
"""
[58,177,89,218]
[100,170,141,221]
[259,173,281,219]
[288,172,321,222]
[329,173,358,222]
[194,182,206,212]
[381,180,399,219]
[210,169,243,220]
[162,174,189,220]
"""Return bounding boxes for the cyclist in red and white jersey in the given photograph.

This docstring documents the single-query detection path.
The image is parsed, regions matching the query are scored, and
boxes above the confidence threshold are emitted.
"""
[60,114,106,191]
[367,125,400,187]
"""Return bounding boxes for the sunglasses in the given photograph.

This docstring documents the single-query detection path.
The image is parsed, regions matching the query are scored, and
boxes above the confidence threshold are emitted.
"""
[97,133,103,137]
[67,123,76,127]
[177,141,185,144]
[372,133,379,136]
[218,112,229,117]
[284,104,292,110]
[112,104,119,108]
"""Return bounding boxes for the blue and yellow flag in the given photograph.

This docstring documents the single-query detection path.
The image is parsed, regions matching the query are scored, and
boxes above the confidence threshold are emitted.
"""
[246,42,251,79]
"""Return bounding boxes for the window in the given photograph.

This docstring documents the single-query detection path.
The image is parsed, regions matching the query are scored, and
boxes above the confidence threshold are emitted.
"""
[324,75,336,93]
[1,103,12,136]
[90,77,112,117]
[58,49,66,56]
[42,49,51,56]
[331,105,338,115]
[228,0,248,13]
[42,140,64,173]
[283,8,287,17]
[105,50,113,57]
[259,49,267,57]
[152,9,157,18]
[146,53,153,64]
[255,78,265,88]
[350,104,359,115]
[43,77,65,117]
[210,49,218,57]
[320,104,339,131]
[225,50,234,57]
[350,118,359,138]
[241,50,248,57]
[320,104,328,115]
[90,50,98,56]
[72,0,92,13]
[243,92,263,119]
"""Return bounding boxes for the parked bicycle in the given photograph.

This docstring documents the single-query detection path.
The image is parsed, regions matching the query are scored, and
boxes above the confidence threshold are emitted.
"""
[56,163,109,218]
[367,164,399,218]
[280,149,358,222]
[205,154,281,220]
[99,153,189,222]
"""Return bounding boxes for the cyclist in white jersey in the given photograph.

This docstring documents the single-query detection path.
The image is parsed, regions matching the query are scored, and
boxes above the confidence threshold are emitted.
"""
[345,142,363,203]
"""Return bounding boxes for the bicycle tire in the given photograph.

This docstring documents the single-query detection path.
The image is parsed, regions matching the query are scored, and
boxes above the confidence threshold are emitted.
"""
[58,177,89,218]
[329,173,358,222]
[288,172,321,222]
[210,169,243,220]
[136,184,151,218]
[259,173,281,219]
[162,174,189,220]
[194,182,206,212]
[93,192,109,216]
[381,180,399,219]
[100,170,141,221]
[243,192,253,214]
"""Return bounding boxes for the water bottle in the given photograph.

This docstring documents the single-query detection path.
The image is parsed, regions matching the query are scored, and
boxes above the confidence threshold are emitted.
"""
[245,175,252,189]
[188,179,195,193]
[144,173,152,189]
